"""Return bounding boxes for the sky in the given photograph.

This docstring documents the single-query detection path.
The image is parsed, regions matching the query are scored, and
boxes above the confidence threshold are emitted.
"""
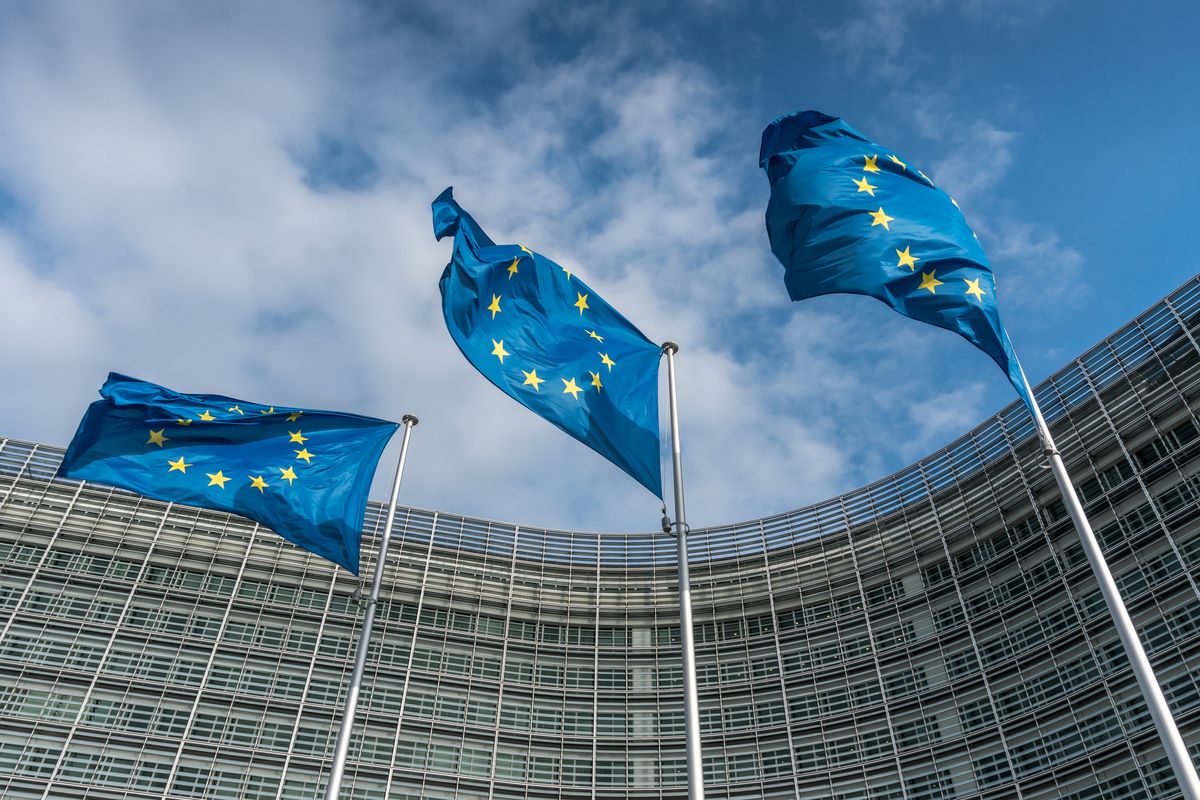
[0,0,1195,534]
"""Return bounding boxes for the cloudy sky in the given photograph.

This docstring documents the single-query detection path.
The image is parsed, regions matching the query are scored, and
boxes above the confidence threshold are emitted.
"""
[0,1,1195,533]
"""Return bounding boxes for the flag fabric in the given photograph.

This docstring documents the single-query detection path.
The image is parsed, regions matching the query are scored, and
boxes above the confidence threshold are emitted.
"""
[759,110,1033,410]
[433,187,664,498]
[57,373,398,574]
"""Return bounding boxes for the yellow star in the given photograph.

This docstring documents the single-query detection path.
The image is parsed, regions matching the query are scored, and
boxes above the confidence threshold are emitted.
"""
[287,411,303,422]
[863,154,880,173]
[574,293,589,314]
[147,429,168,447]
[950,197,959,208]
[889,154,907,170]
[167,456,191,474]
[507,258,519,279]
[520,244,533,256]
[918,270,944,294]
[176,418,192,426]
[229,404,244,415]
[599,352,616,371]
[249,475,268,493]
[521,369,545,391]
[279,466,298,486]
[561,264,572,280]
[288,430,307,444]
[895,246,919,271]
[259,407,275,415]
[491,338,509,363]
[294,448,314,463]
[487,294,501,319]
[964,276,986,301]
[207,471,230,489]
[561,377,583,399]
[853,176,876,196]
[589,371,603,390]
[198,410,215,422]
[869,207,894,230]
[586,329,604,343]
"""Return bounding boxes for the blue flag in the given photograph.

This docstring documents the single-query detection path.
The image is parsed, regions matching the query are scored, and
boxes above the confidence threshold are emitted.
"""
[433,187,663,498]
[57,373,398,574]
[760,110,1032,410]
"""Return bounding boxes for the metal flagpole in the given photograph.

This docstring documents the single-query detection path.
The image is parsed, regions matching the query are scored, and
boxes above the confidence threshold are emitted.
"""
[662,342,705,800]
[1023,378,1200,800]
[324,414,419,800]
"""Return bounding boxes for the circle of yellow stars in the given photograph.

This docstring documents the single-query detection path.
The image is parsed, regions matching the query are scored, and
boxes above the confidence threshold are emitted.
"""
[152,408,316,495]
[483,245,617,400]
[855,151,990,304]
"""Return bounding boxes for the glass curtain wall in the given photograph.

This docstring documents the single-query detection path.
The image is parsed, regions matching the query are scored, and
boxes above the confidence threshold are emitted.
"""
[2,278,1200,799]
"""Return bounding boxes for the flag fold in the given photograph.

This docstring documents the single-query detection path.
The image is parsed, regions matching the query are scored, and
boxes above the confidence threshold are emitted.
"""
[434,187,663,498]
[58,373,398,573]
[760,110,1032,409]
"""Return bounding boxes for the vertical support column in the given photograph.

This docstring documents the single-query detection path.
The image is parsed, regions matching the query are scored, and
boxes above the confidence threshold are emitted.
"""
[380,506,436,800]
[753,521,803,799]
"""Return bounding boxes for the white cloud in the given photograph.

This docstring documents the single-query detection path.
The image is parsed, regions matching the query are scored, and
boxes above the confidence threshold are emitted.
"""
[818,0,944,81]
[819,0,1060,79]
[982,217,1085,312]
[0,0,1035,534]
[961,0,1059,25]
[0,234,104,417]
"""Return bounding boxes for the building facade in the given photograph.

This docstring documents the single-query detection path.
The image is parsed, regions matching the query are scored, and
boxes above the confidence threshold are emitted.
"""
[3,279,1200,800]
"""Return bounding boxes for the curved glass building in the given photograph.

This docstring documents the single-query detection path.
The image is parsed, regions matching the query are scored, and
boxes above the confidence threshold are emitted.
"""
[3,278,1200,800]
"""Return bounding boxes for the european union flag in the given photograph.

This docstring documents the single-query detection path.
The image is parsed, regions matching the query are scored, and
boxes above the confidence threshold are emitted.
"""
[760,110,1033,410]
[433,187,663,498]
[57,373,398,574]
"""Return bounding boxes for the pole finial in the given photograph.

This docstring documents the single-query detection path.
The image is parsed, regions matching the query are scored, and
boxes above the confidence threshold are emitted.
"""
[661,341,679,355]
[402,414,419,427]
